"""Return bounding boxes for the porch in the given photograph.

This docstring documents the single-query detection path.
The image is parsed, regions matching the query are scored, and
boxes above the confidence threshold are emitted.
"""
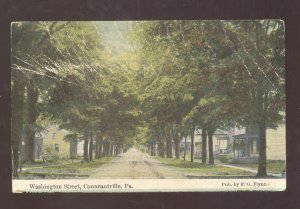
[232,134,259,163]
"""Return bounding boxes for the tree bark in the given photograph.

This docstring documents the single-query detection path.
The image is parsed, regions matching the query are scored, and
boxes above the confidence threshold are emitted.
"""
[116,144,120,155]
[24,80,39,163]
[89,133,93,161]
[183,135,187,161]
[83,133,89,162]
[255,22,268,177]
[151,141,155,156]
[257,121,267,177]
[166,127,173,158]
[190,124,195,162]
[12,78,26,178]
[70,140,77,158]
[98,134,103,158]
[158,129,165,157]
[103,140,110,156]
[201,128,207,164]
[150,143,153,156]
[256,87,268,177]
[174,132,181,159]
[95,135,99,158]
[102,140,107,156]
[110,142,113,156]
[114,144,117,155]
[208,130,214,165]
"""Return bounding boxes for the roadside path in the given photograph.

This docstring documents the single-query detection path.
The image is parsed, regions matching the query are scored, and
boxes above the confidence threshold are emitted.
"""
[215,162,283,177]
[194,159,283,178]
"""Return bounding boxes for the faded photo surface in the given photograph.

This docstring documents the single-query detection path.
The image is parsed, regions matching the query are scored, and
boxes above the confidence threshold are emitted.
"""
[11,20,286,192]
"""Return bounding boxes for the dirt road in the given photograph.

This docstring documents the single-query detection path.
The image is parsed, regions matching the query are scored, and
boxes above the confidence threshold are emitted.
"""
[89,148,186,179]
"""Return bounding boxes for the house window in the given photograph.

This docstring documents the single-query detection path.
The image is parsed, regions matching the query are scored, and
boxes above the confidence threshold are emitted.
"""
[52,133,56,139]
[55,144,60,152]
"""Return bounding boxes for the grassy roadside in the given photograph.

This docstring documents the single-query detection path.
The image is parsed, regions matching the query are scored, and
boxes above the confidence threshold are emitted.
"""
[20,157,115,179]
[155,157,254,177]
[21,159,81,169]
[231,160,286,174]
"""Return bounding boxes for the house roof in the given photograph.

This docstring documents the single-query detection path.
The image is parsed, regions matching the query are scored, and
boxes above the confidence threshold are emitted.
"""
[233,133,258,139]
[195,129,228,136]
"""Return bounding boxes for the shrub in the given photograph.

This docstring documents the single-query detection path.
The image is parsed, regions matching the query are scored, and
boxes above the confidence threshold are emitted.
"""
[219,155,232,163]
[41,145,59,163]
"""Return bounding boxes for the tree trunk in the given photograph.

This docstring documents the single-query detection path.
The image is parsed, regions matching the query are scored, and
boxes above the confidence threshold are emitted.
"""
[95,136,99,158]
[94,133,103,159]
[151,141,155,156]
[150,143,153,156]
[174,132,180,159]
[183,135,187,161]
[107,141,111,156]
[158,129,165,157]
[109,142,114,156]
[24,80,39,163]
[208,130,214,165]
[70,140,77,159]
[255,87,268,177]
[201,128,207,164]
[257,121,267,177]
[12,78,26,178]
[83,133,89,162]
[102,140,107,156]
[104,140,109,156]
[98,134,103,158]
[254,22,268,177]
[116,144,120,155]
[89,133,93,161]
[190,124,195,162]
[166,127,172,158]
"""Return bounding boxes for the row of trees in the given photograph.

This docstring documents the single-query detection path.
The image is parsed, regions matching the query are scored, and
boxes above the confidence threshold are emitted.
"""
[11,20,285,178]
[131,20,285,177]
[11,22,139,178]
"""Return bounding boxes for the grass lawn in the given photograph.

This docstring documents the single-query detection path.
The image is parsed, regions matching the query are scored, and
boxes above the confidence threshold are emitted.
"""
[232,160,286,174]
[155,157,254,177]
[20,157,115,179]
[21,159,79,169]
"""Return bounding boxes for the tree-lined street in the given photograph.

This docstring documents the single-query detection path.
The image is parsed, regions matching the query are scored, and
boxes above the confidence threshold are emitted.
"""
[11,20,285,179]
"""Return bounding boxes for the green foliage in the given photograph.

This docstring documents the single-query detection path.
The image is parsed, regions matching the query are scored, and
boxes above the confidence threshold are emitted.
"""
[12,20,285,175]
[21,157,115,178]
[155,157,254,176]
[218,155,233,163]
[230,160,285,174]
[128,20,285,173]
[41,145,60,163]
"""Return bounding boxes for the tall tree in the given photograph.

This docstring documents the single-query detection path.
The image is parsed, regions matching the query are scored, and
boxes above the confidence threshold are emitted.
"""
[218,20,285,176]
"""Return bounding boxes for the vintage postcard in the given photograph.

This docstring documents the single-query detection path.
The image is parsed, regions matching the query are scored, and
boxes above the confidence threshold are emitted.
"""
[11,20,285,192]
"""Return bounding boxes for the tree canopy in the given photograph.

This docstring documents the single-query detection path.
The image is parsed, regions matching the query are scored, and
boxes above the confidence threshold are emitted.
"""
[11,20,285,178]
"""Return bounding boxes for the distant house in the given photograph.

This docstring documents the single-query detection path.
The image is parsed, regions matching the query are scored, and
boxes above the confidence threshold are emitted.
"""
[266,122,286,161]
[33,125,80,160]
[228,122,286,163]
[179,122,286,163]
[230,126,260,163]
[211,130,230,154]
[33,132,43,159]
[180,129,229,158]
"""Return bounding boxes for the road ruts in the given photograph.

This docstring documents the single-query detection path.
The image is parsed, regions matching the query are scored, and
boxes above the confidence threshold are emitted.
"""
[89,148,186,179]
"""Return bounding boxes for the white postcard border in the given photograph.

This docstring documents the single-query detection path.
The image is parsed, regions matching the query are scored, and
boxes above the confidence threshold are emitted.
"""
[12,179,286,193]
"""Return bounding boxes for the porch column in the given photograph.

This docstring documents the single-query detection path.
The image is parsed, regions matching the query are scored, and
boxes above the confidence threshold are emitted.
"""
[233,138,236,159]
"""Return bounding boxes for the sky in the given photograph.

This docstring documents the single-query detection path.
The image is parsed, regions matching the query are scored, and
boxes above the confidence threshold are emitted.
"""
[97,21,134,54]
